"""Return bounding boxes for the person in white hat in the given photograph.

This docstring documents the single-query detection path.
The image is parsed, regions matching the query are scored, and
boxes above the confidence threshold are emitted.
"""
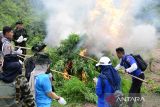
[94,56,121,107]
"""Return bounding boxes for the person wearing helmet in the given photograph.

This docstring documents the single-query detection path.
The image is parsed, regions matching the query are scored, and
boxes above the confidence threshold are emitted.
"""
[24,43,46,81]
[94,57,121,107]
[29,53,66,107]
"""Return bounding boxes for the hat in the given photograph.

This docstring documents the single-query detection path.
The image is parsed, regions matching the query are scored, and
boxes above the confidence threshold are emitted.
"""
[96,57,112,66]
[31,43,46,53]
[16,21,23,25]
[35,53,51,65]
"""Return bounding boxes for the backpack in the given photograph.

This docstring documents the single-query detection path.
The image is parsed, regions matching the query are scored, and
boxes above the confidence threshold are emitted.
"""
[130,54,148,71]
[101,76,124,107]
[0,80,18,107]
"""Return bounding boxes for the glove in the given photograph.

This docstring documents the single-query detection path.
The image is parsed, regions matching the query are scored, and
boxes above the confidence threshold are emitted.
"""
[93,77,98,84]
[16,48,23,55]
[23,38,27,41]
[58,97,67,105]
[19,60,23,65]
[16,35,24,43]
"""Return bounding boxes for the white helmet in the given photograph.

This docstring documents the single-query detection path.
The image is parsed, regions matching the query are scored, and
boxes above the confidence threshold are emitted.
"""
[96,56,112,66]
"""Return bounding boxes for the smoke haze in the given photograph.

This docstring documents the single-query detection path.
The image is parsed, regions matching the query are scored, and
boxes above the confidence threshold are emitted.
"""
[35,0,159,56]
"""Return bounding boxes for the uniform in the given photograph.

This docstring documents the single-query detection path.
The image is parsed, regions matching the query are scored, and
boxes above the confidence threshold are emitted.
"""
[2,37,14,55]
[2,37,22,56]
[14,28,28,55]
[118,55,144,107]
[16,75,35,107]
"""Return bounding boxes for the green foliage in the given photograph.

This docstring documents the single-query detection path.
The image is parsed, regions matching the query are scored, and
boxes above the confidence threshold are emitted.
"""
[58,77,97,103]
[155,87,160,94]
[121,76,131,93]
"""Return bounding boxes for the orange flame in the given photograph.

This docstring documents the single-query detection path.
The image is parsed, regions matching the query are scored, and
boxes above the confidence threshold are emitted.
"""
[82,70,87,83]
[79,49,87,57]
[63,69,70,80]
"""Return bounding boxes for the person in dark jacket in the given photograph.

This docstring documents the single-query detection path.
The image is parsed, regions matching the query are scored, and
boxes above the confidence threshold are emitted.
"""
[13,21,28,55]
[115,47,144,107]
[94,56,121,107]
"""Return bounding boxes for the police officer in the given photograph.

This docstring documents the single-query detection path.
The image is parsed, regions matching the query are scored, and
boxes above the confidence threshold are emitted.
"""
[13,21,28,55]
[2,26,22,56]
[115,47,144,107]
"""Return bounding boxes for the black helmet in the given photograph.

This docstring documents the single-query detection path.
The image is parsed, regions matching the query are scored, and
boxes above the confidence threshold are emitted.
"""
[35,53,51,65]
[31,43,46,53]
[16,21,23,25]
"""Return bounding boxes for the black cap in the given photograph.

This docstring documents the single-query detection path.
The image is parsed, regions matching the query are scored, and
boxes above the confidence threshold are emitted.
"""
[31,43,47,53]
[35,53,51,65]
[16,21,23,25]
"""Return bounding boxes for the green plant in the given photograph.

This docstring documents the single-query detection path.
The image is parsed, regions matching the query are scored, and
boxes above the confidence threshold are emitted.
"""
[59,77,97,103]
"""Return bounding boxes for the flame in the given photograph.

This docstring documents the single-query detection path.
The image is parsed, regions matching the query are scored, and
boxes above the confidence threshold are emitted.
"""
[63,69,70,80]
[90,0,131,38]
[82,70,87,82]
[79,49,87,57]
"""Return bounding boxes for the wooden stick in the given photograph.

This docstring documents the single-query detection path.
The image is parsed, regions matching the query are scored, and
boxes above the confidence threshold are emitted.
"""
[20,54,32,57]
[15,46,31,50]
[50,69,73,77]
[78,54,148,83]
[78,54,98,62]
[127,73,148,83]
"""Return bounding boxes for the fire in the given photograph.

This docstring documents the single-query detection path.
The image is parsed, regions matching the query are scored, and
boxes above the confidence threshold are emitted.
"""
[90,0,131,38]
[81,70,87,83]
[63,69,70,80]
[79,49,87,57]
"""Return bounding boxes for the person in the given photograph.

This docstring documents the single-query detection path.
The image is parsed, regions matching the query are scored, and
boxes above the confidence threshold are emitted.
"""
[115,47,144,107]
[0,31,3,51]
[94,56,121,107]
[13,21,28,55]
[29,53,66,107]
[2,26,22,56]
[0,53,35,107]
[24,42,47,81]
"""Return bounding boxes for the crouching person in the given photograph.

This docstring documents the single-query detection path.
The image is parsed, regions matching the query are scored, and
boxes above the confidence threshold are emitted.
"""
[0,53,35,107]
[29,53,66,107]
[94,57,121,107]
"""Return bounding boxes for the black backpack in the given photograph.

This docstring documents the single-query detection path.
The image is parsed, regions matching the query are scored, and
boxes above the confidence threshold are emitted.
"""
[130,54,148,71]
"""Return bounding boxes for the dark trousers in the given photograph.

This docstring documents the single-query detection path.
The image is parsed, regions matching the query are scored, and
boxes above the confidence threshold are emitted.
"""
[128,73,145,107]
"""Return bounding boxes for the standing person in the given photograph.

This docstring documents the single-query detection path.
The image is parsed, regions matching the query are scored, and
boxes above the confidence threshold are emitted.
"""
[94,57,121,107]
[0,53,35,107]
[24,43,46,81]
[13,21,28,55]
[2,26,22,56]
[0,31,3,51]
[29,53,66,107]
[115,47,145,107]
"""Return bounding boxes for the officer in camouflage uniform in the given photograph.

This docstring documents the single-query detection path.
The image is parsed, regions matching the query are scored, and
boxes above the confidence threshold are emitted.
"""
[16,75,35,107]
[13,21,28,55]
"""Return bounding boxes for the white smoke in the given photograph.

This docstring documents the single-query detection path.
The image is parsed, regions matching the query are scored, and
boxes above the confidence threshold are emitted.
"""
[39,0,158,56]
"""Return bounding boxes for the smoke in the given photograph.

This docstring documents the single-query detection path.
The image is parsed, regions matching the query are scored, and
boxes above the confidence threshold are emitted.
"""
[38,0,159,56]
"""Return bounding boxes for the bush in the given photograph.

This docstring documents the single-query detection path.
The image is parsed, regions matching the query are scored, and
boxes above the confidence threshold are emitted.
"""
[59,77,97,103]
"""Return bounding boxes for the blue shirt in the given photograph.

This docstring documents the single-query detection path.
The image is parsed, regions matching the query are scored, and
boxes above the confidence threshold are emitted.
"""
[96,77,114,107]
[120,55,142,77]
[35,74,52,106]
